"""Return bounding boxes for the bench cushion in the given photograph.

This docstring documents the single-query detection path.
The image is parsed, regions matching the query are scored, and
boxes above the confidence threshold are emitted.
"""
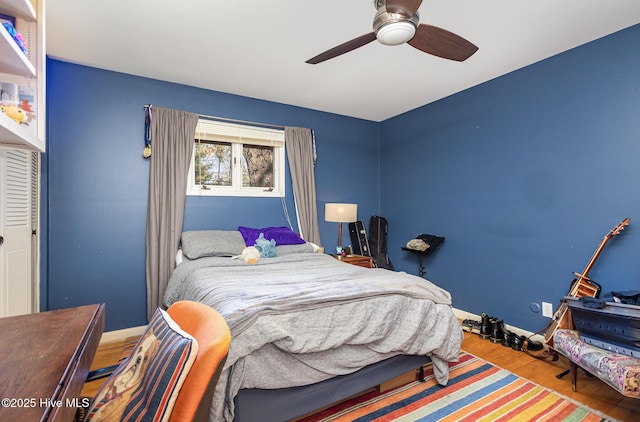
[554,329,640,398]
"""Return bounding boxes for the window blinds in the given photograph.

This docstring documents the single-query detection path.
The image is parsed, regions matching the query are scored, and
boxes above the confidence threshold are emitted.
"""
[195,119,284,147]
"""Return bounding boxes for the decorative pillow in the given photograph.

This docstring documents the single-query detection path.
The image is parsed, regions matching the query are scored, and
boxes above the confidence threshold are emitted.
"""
[84,309,198,422]
[181,230,246,259]
[238,226,306,246]
[237,226,263,246]
[266,226,306,245]
[276,243,316,256]
[255,233,277,258]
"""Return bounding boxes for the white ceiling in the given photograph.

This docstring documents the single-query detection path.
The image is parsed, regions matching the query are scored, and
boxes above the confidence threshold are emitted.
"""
[46,0,640,122]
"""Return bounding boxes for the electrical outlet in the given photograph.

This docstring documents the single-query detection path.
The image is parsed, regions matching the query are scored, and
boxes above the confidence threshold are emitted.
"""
[542,302,553,318]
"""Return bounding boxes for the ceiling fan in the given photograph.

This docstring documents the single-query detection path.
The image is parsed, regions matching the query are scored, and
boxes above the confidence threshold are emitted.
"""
[306,0,478,64]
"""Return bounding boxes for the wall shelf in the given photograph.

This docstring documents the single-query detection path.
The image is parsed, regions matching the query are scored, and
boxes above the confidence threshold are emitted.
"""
[0,0,36,21]
[0,22,36,77]
[0,0,44,152]
[0,110,44,151]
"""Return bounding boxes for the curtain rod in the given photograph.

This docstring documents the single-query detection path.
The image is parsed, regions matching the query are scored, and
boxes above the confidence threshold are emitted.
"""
[143,104,286,131]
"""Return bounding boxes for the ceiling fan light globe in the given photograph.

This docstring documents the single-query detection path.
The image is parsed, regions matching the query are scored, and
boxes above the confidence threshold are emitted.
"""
[376,21,415,45]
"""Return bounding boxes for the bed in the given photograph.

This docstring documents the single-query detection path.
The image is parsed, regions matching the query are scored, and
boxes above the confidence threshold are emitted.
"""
[163,229,463,422]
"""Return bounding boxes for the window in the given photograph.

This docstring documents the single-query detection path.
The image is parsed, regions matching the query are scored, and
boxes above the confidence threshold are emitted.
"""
[187,119,285,197]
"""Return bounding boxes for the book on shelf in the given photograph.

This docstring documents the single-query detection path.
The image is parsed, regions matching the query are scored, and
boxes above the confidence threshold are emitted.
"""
[0,13,16,27]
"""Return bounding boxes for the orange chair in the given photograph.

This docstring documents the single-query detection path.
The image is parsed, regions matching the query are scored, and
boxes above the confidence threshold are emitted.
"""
[167,301,231,422]
[81,302,230,422]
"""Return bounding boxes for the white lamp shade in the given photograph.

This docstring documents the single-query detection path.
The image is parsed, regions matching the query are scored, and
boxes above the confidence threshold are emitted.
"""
[325,203,358,223]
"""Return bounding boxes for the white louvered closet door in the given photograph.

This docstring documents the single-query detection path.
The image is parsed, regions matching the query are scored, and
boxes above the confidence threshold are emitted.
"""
[0,148,36,317]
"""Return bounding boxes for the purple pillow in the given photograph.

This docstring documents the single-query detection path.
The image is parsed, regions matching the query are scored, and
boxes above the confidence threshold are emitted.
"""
[238,226,306,246]
[265,226,306,245]
[238,226,262,246]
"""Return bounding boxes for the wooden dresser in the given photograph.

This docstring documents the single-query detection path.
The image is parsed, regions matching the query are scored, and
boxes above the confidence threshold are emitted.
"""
[0,304,105,421]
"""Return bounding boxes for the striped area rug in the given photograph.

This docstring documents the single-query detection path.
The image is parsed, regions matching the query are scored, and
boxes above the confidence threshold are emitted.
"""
[297,352,615,422]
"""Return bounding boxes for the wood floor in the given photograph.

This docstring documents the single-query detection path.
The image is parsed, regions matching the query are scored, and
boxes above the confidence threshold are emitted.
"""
[81,337,133,397]
[83,330,640,421]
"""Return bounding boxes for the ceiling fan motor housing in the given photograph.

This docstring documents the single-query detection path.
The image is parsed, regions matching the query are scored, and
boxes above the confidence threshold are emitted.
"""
[373,3,420,45]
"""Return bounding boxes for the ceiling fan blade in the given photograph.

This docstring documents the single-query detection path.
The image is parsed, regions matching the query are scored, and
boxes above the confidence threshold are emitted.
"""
[306,32,377,64]
[408,24,478,62]
[386,0,423,17]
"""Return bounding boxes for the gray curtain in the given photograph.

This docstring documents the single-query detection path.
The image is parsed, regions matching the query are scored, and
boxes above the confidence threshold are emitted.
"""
[145,107,199,321]
[285,127,321,245]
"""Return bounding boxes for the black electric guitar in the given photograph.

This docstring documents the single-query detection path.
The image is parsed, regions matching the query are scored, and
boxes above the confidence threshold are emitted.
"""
[544,217,630,347]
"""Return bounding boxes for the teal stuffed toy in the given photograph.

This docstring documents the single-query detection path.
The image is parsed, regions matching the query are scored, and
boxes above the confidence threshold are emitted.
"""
[254,233,277,258]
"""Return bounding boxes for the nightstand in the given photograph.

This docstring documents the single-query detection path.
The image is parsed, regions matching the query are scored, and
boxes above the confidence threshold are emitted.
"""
[332,254,374,268]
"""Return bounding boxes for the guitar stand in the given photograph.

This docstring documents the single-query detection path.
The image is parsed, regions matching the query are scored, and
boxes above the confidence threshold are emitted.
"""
[550,347,592,380]
[546,347,568,380]
[557,367,593,379]
[550,348,568,378]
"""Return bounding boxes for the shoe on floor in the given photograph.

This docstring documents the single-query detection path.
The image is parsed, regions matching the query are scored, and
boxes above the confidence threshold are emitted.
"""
[525,339,544,351]
[461,319,480,333]
[479,313,493,340]
[489,319,504,344]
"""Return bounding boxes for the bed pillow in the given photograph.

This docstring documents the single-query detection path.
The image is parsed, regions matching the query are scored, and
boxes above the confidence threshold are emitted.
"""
[238,226,306,246]
[265,226,307,245]
[237,226,262,246]
[181,230,246,259]
[276,243,316,256]
[84,308,198,422]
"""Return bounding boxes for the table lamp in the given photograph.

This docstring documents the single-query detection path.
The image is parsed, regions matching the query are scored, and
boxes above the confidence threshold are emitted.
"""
[325,203,358,252]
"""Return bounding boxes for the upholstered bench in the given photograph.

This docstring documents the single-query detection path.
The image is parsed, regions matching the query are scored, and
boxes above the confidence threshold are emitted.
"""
[553,329,640,398]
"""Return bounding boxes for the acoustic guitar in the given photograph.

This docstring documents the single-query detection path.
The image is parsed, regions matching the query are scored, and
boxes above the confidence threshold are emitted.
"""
[544,217,630,347]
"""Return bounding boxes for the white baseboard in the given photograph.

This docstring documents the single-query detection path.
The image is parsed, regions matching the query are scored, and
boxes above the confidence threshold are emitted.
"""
[452,307,546,344]
[99,325,147,344]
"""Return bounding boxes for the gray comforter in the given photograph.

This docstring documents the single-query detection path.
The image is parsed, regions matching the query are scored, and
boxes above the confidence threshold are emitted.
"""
[164,253,462,421]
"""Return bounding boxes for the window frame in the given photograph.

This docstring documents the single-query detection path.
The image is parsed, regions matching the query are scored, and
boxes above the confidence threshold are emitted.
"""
[186,119,285,198]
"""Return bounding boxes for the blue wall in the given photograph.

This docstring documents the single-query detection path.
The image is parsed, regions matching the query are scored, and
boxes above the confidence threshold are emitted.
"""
[380,24,640,333]
[44,60,380,330]
[45,24,640,333]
